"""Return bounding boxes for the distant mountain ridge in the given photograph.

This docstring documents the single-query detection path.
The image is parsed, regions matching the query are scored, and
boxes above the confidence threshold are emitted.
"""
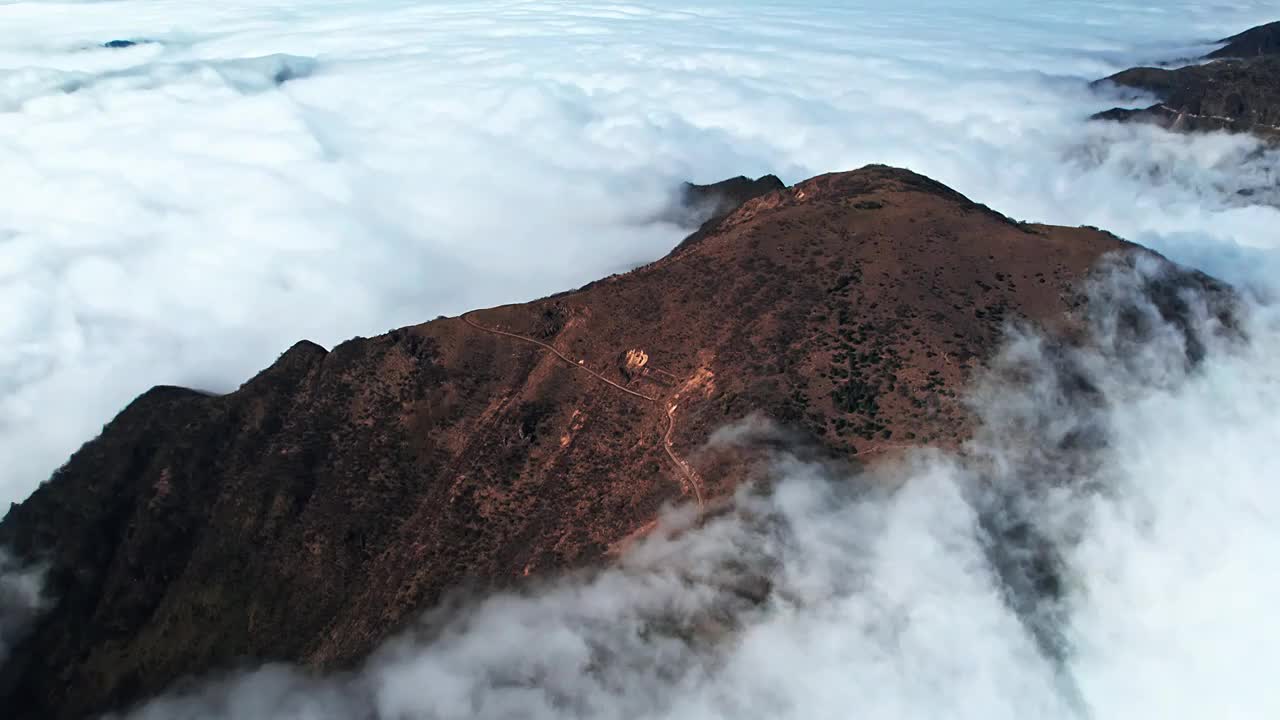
[1092,20,1280,139]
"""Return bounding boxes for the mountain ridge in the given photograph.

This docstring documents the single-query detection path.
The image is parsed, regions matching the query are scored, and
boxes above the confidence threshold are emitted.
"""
[0,164,1225,719]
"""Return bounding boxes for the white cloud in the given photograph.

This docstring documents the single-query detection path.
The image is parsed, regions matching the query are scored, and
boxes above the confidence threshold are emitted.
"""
[1,0,1279,505]
[0,550,44,667]
[111,258,1280,718]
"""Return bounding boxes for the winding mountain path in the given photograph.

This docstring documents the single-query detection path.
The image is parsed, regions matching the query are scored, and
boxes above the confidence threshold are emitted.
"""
[461,311,705,509]
[460,313,656,402]
[663,403,705,507]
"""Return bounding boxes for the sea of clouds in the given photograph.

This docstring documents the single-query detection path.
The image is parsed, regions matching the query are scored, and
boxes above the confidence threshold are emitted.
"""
[4,1,1280,716]
[1,0,1279,507]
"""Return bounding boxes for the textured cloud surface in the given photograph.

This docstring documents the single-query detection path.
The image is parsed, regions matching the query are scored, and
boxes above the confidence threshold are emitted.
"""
[2,0,1279,505]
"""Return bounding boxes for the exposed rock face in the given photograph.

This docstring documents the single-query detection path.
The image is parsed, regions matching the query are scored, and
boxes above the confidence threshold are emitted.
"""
[0,165,1215,719]
[1091,21,1280,139]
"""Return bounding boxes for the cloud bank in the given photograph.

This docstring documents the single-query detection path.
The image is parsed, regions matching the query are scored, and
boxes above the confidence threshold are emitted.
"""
[3,0,1280,505]
[104,256,1280,719]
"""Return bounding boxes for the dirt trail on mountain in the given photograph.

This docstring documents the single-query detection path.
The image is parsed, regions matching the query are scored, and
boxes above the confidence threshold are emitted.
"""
[460,313,656,402]
[663,404,704,507]
[461,312,705,509]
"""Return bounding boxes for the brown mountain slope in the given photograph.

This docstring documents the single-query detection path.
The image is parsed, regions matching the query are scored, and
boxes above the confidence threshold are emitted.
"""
[0,165,1212,719]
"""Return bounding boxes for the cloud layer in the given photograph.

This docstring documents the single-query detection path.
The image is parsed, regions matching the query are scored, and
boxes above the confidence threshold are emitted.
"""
[106,256,1280,719]
[3,0,1280,505]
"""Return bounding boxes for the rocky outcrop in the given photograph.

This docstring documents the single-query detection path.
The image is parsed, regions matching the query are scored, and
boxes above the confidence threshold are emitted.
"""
[657,173,786,231]
[680,174,786,221]
[0,165,1219,719]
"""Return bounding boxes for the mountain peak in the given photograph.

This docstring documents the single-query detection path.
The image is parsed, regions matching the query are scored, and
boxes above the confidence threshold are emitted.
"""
[0,167,1217,719]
